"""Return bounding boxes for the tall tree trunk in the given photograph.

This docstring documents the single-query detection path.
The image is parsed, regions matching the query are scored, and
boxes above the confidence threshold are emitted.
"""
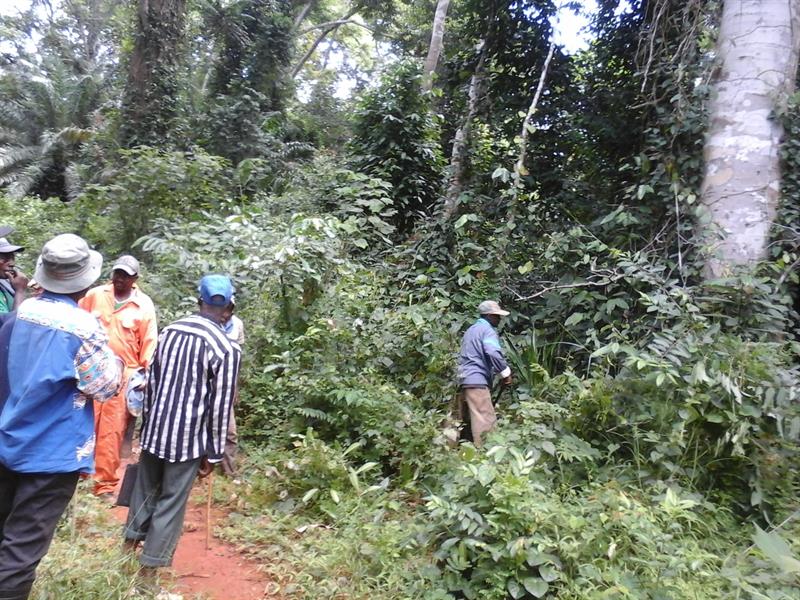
[120,0,187,147]
[442,43,486,219]
[699,0,800,278]
[512,41,555,193]
[421,0,451,92]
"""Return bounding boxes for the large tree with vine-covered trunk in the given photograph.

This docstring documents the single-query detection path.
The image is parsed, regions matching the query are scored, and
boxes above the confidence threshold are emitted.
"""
[699,0,800,278]
[119,0,187,147]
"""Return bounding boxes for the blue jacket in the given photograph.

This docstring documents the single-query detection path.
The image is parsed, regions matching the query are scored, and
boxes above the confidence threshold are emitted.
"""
[0,293,121,474]
[457,318,511,387]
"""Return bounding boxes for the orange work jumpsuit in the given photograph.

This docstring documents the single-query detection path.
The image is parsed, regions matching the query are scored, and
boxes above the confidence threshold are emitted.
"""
[80,284,158,495]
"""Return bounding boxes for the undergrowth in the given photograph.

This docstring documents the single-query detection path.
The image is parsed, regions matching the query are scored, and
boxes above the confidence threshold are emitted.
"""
[31,481,169,600]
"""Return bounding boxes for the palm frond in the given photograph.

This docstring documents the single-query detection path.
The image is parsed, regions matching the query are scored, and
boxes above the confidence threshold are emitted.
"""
[0,145,39,173]
[63,162,84,201]
[7,156,52,199]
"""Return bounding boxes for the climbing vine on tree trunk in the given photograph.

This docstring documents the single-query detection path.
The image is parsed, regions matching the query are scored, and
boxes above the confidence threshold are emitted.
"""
[120,0,187,148]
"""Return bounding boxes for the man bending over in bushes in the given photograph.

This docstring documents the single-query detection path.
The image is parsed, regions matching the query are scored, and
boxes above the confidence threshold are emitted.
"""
[456,300,513,447]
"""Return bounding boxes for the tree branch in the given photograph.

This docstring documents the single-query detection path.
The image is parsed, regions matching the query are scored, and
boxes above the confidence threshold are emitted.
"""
[298,18,375,36]
[505,273,623,302]
[291,9,361,79]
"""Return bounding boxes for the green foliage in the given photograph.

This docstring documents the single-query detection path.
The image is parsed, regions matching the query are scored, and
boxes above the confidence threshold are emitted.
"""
[139,204,348,325]
[216,446,433,600]
[240,269,457,479]
[349,59,445,234]
[425,451,736,599]
[78,147,230,253]
[33,483,165,599]
[5,2,800,600]
[290,75,353,149]
[0,195,80,270]
[323,168,397,249]
[118,0,187,148]
[196,0,296,165]
[205,0,293,110]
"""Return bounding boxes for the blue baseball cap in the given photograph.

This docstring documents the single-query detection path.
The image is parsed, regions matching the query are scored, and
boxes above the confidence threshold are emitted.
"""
[198,274,234,307]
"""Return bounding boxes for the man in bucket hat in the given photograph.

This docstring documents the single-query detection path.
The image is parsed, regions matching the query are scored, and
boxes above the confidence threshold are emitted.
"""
[456,300,513,447]
[0,227,28,314]
[0,234,122,600]
[80,255,158,499]
[124,275,240,577]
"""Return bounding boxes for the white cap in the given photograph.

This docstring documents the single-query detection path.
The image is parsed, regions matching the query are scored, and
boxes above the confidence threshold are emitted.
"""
[478,300,510,316]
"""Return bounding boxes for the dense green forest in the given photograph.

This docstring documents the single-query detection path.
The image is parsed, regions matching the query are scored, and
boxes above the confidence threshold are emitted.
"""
[2,0,800,597]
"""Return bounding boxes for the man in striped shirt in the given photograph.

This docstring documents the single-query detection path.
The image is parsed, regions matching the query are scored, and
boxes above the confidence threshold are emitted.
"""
[123,275,241,571]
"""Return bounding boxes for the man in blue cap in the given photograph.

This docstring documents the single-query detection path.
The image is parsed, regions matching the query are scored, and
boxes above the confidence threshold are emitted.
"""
[123,275,241,576]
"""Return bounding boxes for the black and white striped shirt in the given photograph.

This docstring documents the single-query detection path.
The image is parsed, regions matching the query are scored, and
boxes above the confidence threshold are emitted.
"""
[141,314,241,463]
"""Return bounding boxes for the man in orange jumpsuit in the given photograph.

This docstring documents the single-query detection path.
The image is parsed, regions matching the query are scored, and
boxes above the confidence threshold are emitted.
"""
[80,255,158,499]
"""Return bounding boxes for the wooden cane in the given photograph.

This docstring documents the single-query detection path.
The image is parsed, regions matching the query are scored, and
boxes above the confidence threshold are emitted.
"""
[205,470,214,551]
[69,488,78,541]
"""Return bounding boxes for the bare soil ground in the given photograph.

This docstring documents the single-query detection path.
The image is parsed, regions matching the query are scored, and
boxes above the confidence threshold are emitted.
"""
[111,458,279,599]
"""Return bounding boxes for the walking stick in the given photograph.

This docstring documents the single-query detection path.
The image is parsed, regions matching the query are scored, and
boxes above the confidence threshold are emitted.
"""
[70,489,78,541]
[205,470,214,551]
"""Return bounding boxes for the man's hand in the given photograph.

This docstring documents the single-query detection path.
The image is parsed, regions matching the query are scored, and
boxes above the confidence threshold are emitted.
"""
[198,456,213,478]
[502,375,513,387]
[7,268,28,292]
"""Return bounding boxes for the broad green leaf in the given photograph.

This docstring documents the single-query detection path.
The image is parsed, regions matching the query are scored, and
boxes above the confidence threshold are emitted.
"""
[564,312,584,327]
[507,579,523,599]
[522,577,548,598]
[539,564,559,582]
[753,525,800,574]
[527,550,546,566]
[518,261,534,274]
[440,537,460,551]
[356,461,379,474]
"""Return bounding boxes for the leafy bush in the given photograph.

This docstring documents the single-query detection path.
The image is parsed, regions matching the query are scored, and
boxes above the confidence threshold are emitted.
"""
[424,446,737,599]
[138,205,348,326]
[78,147,231,253]
[323,168,397,250]
[349,59,445,235]
[0,195,80,270]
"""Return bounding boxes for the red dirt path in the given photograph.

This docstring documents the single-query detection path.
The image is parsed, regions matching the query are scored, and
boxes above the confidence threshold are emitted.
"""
[111,476,279,600]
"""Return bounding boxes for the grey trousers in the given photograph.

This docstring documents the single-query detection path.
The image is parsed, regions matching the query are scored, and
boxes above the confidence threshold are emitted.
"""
[221,410,238,476]
[123,450,201,567]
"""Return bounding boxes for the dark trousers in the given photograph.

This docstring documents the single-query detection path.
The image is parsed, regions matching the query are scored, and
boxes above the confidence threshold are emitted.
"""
[123,450,201,567]
[0,463,79,599]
